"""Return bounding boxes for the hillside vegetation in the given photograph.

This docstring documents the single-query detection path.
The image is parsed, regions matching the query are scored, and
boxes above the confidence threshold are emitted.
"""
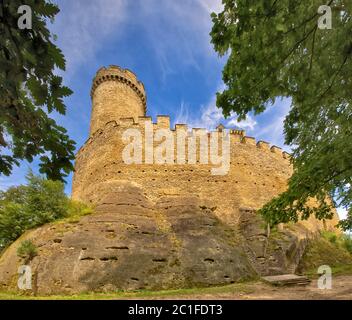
[0,171,92,254]
[298,231,352,276]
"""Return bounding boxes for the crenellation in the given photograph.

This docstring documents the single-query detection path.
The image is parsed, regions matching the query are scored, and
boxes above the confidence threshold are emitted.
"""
[242,136,256,145]
[270,145,283,155]
[118,117,136,126]
[216,124,225,132]
[175,124,188,132]
[256,140,270,150]
[80,115,295,169]
[231,129,245,136]
[191,128,208,135]
[156,115,171,129]
[282,151,292,160]
[230,132,242,143]
[137,116,153,126]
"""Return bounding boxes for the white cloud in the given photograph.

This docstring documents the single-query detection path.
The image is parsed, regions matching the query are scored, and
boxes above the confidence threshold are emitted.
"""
[197,0,224,14]
[337,207,348,220]
[227,116,257,131]
[51,0,223,81]
[52,0,128,76]
[175,85,257,132]
[174,101,191,126]
[134,0,223,79]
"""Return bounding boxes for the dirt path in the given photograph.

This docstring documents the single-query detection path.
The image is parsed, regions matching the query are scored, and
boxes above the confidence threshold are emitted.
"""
[155,275,352,300]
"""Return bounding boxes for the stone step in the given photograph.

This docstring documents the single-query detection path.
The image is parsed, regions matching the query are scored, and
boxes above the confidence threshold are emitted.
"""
[262,274,311,286]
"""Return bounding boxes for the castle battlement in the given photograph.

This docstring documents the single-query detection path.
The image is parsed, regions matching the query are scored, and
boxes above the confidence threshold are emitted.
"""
[72,65,296,227]
[89,65,147,135]
[91,65,146,111]
[77,115,291,163]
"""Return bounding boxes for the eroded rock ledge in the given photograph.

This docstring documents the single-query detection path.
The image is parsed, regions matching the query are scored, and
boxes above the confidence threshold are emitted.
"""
[0,182,321,295]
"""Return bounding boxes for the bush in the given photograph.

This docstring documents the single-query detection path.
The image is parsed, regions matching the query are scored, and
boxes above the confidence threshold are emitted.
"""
[298,236,352,275]
[321,231,352,255]
[322,231,337,244]
[0,203,30,250]
[17,240,37,261]
[342,235,352,254]
[0,171,92,250]
[67,200,93,217]
[63,200,93,223]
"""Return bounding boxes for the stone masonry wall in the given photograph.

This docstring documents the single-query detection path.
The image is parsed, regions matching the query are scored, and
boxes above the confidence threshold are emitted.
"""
[89,66,146,135]
[72,116,339,231]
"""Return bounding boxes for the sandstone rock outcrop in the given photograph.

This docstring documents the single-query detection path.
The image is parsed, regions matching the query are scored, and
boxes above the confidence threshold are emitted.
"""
[0,182,255,294]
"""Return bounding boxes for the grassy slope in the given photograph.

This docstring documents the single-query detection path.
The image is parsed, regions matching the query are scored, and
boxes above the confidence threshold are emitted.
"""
[0,281,257,300]
[298,235,352,277]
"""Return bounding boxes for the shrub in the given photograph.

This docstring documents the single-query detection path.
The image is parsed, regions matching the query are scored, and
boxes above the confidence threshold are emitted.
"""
[298,236,352,275]
[321,231,352,255]
[342,235,352,254]
[17,240,37,261]
[321,231,338,244]
[64,200,93,223]
[0,203,30,250]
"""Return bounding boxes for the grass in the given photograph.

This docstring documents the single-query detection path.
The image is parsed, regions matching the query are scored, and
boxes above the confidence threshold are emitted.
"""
[304,263,352,278]
[17,240,37,261]
[298,232,352,277]
[0,281,257,300]
[55,201,94,224]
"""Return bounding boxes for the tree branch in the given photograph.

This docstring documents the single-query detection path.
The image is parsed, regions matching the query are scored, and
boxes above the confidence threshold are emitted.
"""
[318,54,349,101]
[308,26,317,78]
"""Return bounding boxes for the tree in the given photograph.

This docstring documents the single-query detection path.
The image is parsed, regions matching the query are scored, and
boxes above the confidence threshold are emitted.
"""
[0,171,68,249]
[0,0,75,182]
[210,0,352,230]
[0,171,92,251]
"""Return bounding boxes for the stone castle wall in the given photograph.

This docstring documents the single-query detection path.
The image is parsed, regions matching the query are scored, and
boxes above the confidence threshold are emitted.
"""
[72,116,338,230]
[72,65,339,231]
[89,66,147,135]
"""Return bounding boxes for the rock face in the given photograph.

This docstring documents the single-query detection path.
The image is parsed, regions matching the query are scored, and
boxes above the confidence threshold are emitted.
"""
[0,182,255,295]
[239,208,311,276]
[0,181,329,295]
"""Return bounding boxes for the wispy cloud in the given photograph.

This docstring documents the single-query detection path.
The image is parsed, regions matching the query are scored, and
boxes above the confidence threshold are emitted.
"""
[254,98,291,150]
[337,207,348,220]
[175,85,257,131]
[51,0,224,81]
[175,88,291,153]
[52,0,128,77]
[197,0,224,14]
[134,0,223,80]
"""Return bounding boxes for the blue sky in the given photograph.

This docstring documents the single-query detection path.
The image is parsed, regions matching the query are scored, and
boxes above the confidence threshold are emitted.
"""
[0,0,346,219]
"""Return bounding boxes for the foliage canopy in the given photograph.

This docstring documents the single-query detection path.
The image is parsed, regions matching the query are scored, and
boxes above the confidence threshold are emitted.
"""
[0,0,75,181]
[211,0,352,230]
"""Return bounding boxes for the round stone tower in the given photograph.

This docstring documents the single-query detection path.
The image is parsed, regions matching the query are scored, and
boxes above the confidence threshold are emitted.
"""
[89,65,147,135]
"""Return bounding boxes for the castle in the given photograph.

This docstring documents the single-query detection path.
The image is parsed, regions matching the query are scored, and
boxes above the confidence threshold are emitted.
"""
[0,65,340,294]
[72,65,336,230]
